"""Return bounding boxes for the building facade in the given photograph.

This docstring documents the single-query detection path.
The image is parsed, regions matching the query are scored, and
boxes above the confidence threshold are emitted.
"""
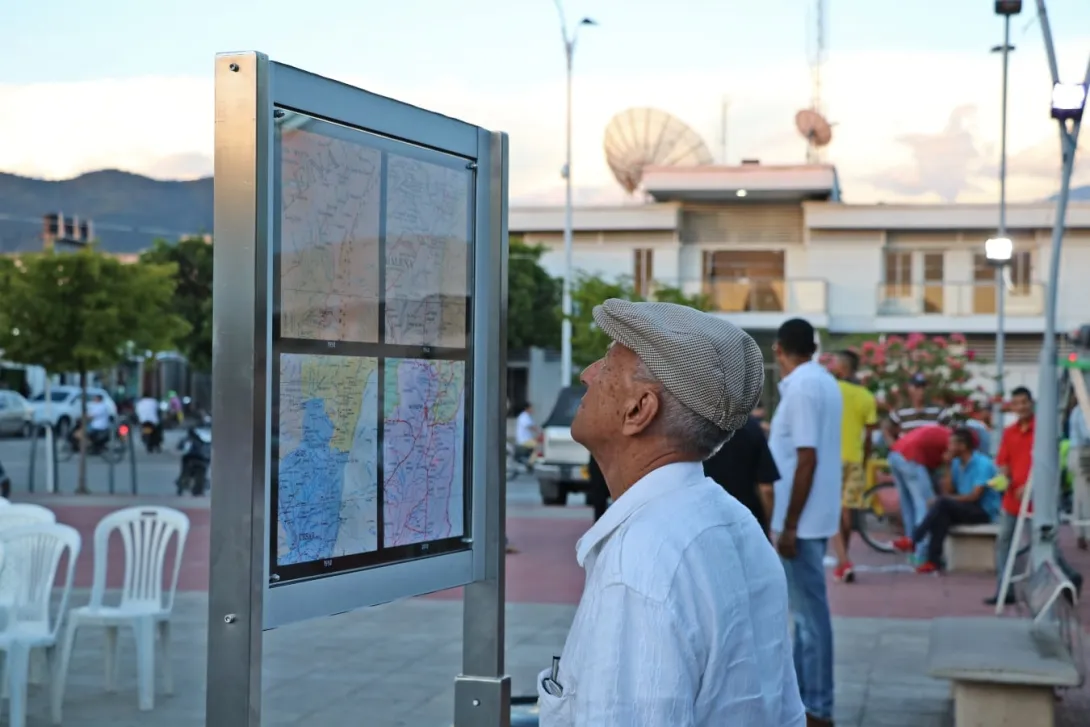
[512,163,1090,393]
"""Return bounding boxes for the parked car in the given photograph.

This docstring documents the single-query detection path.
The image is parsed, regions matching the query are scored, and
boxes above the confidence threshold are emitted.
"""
[0,390,34,438]
[535,386,591,506]
[28,385,118,437]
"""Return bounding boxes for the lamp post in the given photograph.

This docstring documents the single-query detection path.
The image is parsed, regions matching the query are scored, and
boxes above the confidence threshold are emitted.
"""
[1029,0,1090,568]
[990,1,1018,447]
[553,0,596,386]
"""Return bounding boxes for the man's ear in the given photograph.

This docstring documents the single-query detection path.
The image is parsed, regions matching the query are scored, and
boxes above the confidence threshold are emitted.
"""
[620,387,660,437]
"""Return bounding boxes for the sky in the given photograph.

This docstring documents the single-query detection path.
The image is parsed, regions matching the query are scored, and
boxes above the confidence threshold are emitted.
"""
[2,0,1090,205]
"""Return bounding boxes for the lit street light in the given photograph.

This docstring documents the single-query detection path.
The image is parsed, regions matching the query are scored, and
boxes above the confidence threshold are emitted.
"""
[553,0,597,386]
[1027,0,1090,571]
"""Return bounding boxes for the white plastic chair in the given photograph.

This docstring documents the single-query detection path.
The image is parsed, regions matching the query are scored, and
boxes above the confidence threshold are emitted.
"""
[0,497,9,506]
[0,523,81,727]
[0,503,56,530]
[52,506,190,720]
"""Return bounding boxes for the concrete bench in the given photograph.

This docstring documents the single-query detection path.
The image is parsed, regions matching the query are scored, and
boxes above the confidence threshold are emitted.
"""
[927,560,1084,726]
[944,523,999,573]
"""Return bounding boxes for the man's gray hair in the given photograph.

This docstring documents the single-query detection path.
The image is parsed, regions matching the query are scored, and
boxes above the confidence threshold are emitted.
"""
[633,360,732,461]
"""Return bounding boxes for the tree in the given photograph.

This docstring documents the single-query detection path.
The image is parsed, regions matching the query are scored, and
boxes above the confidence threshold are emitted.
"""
[568,273,713,370]
[139,236,213,371]
[507,239,562,352]
[0,247,189,492]
[820,333,990,422]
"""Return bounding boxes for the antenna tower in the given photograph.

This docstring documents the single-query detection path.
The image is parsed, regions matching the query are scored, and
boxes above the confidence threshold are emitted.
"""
[807,0,827,163]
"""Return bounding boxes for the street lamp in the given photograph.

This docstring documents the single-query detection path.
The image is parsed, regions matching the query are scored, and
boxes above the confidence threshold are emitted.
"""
[989,0,1019,449]
[1027,0,1090,572]
[553,0,596,386]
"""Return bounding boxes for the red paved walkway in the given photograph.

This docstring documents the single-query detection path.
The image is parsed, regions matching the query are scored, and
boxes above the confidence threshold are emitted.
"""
[40,500,1090,625]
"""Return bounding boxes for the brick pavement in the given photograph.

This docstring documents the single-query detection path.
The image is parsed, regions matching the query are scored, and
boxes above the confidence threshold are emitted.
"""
[9,494,1090,725]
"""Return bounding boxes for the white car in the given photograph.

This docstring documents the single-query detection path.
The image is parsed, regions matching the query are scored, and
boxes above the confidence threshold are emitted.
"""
[534,386,591,505]
[28,386,118,437]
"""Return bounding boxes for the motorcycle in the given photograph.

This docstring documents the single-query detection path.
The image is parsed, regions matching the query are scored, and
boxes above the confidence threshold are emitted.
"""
[139,419,164,453]
[60,421,128,464]
[176,426,212,496]
[505,437,540,481]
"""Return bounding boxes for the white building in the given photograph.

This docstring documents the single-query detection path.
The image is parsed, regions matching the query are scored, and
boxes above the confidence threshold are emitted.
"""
[511,162,1090,394]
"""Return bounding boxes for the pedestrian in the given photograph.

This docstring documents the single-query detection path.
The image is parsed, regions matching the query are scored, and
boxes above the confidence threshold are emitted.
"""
[537,299,804,727]
[1067,399,1090,549]
[988,387,1083,604]
[886,423,951,565]
[826,349,878,583]
[893,427,1000,573]
[889,373,949,432]
[703,413,779,536]
[767,318,842,727]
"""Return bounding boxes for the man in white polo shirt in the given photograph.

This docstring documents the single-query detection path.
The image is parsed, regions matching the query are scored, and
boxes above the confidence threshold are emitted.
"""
[768,318,843,727]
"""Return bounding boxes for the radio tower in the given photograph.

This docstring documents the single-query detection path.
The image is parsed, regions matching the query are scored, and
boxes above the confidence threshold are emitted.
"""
[807,0,828,163]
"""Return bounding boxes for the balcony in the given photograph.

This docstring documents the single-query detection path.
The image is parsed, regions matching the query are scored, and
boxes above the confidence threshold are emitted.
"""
[875,281,1045,333]
[679,278,829,328]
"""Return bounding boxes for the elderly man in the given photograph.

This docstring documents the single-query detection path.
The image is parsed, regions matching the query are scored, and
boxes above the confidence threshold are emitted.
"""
[537,300,804,727]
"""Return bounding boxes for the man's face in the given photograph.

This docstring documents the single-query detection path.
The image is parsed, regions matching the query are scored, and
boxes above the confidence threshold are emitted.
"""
[908,383,925,405]
[948,436,966,459]
[572,344,659,452]
[1011,393,1034,421]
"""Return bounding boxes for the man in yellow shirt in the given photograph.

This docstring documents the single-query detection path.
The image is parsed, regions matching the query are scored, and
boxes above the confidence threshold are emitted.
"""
[827,350,878,583]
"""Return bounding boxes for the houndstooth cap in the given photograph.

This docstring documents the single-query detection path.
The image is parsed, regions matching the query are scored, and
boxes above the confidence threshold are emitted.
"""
[592,299,764,433]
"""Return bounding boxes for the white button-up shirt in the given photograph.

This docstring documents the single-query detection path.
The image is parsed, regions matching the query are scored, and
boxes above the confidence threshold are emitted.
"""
[768,360,843,539]
[538,461,805,727]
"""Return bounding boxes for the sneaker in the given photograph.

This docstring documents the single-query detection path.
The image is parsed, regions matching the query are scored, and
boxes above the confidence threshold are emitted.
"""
[892,536,914,553]
[834,563,855,583]
[915,561,940,574]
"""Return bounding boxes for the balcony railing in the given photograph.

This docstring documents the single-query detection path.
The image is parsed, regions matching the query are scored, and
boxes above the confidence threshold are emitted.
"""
[678,278,828,314]
[876,281,1045,317]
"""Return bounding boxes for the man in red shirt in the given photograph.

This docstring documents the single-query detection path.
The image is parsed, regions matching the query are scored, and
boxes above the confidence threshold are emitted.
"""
[988,387,1083,605]
[887,424,951,564]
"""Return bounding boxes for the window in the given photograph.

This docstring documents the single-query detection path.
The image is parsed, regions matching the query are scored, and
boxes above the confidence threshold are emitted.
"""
[883,251,912,298]
[922,252,944,313]
[633,249,654,297]
[700,250,786,312]
[974,251,1032,292]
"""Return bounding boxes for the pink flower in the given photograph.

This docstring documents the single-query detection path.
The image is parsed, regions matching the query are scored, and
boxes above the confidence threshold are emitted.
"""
[862,340,877,352]
[950,333,967,344]
[966,349,976,361]
[931,336,948,348]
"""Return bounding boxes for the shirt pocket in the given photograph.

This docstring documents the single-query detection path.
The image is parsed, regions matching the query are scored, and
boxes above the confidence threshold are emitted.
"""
[536,667,574,725]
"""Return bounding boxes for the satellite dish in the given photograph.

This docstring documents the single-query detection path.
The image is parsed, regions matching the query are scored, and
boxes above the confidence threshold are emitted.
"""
[795,108,833,161]
[603,107,715,194]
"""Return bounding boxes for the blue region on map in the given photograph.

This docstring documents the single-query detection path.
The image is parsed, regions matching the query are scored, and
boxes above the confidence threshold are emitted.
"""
[277,398,350,565]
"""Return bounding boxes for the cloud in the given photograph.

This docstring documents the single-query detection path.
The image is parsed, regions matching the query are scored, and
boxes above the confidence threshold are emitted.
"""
[2,38,1090,205]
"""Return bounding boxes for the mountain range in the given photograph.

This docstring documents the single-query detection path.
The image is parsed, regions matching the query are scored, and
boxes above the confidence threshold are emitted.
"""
[0,170,212,254]
[1,169,1089,254]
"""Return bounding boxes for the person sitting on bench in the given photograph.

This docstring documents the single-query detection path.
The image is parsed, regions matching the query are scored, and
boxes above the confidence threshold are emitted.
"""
[893,427,998,573]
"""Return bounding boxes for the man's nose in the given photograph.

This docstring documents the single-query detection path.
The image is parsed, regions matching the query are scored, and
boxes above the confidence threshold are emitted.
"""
[579,359,603,385]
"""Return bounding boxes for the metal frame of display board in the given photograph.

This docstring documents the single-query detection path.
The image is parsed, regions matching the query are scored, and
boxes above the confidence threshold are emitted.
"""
[207,51,510,727]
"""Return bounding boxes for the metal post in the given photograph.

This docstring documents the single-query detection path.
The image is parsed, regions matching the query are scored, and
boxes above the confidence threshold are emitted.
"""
[992,14,1012,446]
[129,423,138,495]
[44,376,55,493]
[454,132,512,727]
[559,29,575,387]
[1029,0,1090,567]
[206,51,270,727]
[27,428,37,493]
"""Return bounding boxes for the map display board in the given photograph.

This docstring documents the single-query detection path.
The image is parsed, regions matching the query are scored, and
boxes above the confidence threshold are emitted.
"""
[271,110,473,584]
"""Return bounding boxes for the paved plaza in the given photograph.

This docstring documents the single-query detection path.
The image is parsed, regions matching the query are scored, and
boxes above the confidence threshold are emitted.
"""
[6,488,1090,726]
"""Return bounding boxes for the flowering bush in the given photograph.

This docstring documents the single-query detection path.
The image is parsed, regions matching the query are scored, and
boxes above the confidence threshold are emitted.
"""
[820,333,991,423]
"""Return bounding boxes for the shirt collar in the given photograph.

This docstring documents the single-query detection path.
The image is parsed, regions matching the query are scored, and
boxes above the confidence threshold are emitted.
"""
[777,359,818,393]
[574,461,706,567]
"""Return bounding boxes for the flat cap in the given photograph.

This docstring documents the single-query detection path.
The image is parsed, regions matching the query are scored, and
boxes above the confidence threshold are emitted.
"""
[592,299,764,433]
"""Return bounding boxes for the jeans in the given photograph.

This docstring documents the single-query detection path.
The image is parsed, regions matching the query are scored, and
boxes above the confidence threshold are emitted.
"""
[888,452,934,562]
[913,497,991,566]
[781,537,834,720]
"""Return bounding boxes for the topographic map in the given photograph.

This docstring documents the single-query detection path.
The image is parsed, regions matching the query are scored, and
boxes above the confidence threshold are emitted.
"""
[384,153,470,348]
[279,126,382,343]
[277,353,379,565]
[383,358,466,547]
